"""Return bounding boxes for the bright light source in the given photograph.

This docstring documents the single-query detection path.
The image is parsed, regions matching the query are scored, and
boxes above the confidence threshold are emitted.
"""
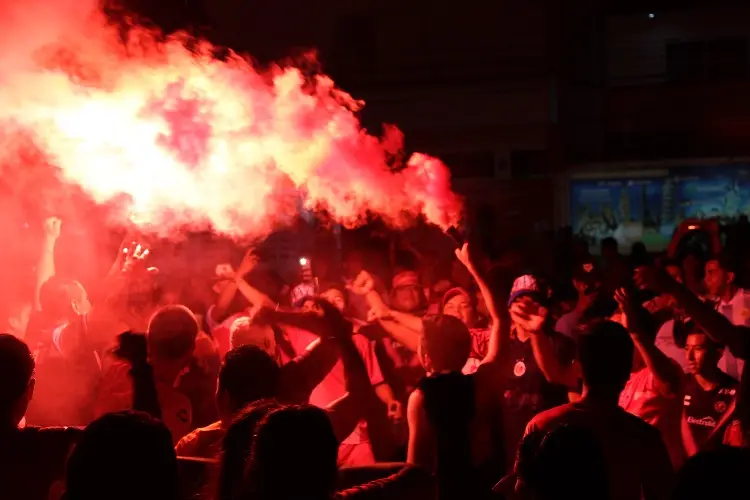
[648,13,655,19]
[299,257,308,266]
[688,225,698,231]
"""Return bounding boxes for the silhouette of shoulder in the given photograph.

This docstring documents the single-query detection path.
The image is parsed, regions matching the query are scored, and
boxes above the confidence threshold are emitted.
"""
[527,401,662,444]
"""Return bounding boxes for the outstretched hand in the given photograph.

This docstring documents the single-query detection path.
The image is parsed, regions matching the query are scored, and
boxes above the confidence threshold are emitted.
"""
[614,287,653,339]
[236,248,259,277]
[121,242,151,274]
[348,270,375,296]
[509,298,548,333]
[454,242,472,270]
[43,217,62,241]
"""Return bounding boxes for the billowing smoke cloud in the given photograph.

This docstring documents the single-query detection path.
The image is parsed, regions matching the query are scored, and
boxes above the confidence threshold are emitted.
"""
[0,0,462,238]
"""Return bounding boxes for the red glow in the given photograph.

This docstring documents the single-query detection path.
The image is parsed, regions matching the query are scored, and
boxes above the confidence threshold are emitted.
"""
[0,0,462,239]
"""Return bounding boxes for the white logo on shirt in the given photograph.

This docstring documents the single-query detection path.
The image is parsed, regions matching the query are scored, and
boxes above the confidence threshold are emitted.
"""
[687,416,717,428]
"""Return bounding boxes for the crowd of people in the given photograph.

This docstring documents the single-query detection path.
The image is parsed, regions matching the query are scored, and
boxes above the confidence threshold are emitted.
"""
[2,215,750,500]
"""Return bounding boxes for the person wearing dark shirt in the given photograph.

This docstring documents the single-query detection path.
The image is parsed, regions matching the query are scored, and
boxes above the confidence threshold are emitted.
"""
[243,404,432,500]
[0,333,81,500]
[175,337,345,460]
[500,274,579,466]
[63,411,178,500]
[176,345,282,458]
[498,321,674,500]
[634,266,750,444]
[682,329,740,455]
[25,276,100,427]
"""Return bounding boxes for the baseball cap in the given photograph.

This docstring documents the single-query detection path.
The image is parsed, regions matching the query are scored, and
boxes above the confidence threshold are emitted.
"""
[291,282,316,308]
[441,287,470,310]
[508,274,550,307]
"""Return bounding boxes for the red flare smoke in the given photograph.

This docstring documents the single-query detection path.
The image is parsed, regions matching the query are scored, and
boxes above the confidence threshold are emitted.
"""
[0,0,462,238]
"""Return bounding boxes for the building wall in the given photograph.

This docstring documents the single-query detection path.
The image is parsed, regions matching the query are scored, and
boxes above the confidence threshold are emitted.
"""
[601,6,750,160]
[607,5,750,85]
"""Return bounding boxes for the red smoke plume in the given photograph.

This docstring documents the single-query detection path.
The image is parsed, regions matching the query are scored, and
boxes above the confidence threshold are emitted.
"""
[0,0,462,238]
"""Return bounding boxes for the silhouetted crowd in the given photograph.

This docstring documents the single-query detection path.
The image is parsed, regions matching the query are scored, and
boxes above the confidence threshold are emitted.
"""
[2,217,750,500]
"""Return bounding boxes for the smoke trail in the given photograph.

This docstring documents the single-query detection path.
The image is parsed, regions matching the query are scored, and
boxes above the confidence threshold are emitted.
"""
[0,0,462,238]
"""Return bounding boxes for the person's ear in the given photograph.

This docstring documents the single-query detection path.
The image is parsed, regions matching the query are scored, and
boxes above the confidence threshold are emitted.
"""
[727,271,736,285]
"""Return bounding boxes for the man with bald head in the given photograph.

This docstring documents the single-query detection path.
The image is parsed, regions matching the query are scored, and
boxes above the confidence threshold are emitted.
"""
[95,305,200,442]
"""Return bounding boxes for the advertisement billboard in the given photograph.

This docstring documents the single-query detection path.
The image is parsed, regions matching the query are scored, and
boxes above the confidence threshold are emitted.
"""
[570,165,750,252]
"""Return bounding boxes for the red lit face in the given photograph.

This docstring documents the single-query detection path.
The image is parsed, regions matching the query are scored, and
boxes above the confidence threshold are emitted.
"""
[704,260,730,297]
[685,333,721,376]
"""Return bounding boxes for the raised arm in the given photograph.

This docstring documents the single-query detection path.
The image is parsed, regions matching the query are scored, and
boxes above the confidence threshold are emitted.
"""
[34,217,61,311]
[616,288,682,397]
[349,270,422,352]
[454,243,503,364]
[635,266,748,359]
[512,300,579,388]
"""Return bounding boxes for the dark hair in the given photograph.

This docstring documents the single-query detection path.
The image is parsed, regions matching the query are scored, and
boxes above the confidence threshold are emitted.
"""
[708,251,739,275]
[147,305,199,361]
[684,328,724,352]
[218,346,280,413]
[244,405,338,500]
[519,424,610,500]
[39,276,74,319]
[661,258,682,271]
[421,314,472,372]
[577,320,634,393]
[216,400,279,500]
[64,411,178,500]
[601,237,618,250]
[0,334,34,423]
[674,447,750,500]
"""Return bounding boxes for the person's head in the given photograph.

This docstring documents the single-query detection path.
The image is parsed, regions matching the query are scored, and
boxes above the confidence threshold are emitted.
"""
[217,346,280,418]
[512,424,609,500]
[508,274,550,334]
[126,269,161,309]
[662,258,684,284]
[319,283,348,314]
[63,411,177,500]
[704,253,737,298]
[299,297,317,313]
[390,270,425,313]
[229,316,276,356]
[39,276,91,321]
[441,287,475,328]
[572,259,600,296]
[631,241,649,265]
[418,314,472,374]
[147,305,199,374]
[0,334,35,428]
[244,405,339,500]
[685,330,724,377]
[601,237,619,259]
[577,320,634,396]
[674,447,750,500]
[216,400,279,500]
